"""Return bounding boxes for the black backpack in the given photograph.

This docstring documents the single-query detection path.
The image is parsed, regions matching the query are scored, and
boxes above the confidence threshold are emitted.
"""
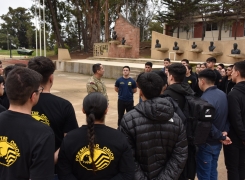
[183,95,215,145]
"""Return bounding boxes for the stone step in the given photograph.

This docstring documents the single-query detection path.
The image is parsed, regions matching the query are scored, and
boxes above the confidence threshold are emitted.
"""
[87,56,232,67]
[54,59,163,80]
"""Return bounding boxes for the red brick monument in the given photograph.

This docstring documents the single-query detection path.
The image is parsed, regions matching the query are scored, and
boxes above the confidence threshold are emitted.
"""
[108,14,140,58]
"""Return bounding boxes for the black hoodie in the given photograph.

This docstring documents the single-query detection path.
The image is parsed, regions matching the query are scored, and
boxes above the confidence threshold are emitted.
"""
[163,82,195,110]
[220,76,236,95]
[227,81,245,146]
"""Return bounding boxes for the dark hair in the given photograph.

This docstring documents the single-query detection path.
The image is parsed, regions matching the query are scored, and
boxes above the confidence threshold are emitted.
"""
[137,72,163,99]
[5,67,42,105]
[186,64,192,71]
[198,69,216,84]
[28,56,55,84]
[0,76,4,84]
[196,63,201,67]
[152,70,167,87]
[234,61,245,78]
[136,72,144,83]
[218,63,225,69]
[227,65,234,69]
[123,66,130,71]
[164,58,171,63]
[92,63,102,74]
[168,63,186,82]
[15,63,27,67]
[201,63,207,68]
[181,59,189,64]
[145,62,152,67]
[206,57,216,63]
[83,92,108,172]
[0,60,2,64]
[3,65,15,79]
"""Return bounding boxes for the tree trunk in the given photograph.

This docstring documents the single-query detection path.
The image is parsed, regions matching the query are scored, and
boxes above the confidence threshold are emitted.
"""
[177,26,180,38]
[201,16,206,41]
[90,1,100,48]
[218,22,222,41]
[47,0,64,48]
[218,3,225,41]
[104,0,109,42]
[73,0,82,51]
[234,19,238,40]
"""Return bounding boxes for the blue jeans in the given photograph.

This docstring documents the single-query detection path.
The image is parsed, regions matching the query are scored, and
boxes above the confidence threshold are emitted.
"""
[196,143,222,180]
[53,174,59,180]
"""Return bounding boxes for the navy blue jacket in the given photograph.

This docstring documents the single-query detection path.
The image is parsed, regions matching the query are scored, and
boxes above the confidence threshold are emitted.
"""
[201,86,229,144]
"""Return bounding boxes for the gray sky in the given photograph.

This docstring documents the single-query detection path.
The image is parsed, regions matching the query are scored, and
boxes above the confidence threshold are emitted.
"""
[0,0,33,17]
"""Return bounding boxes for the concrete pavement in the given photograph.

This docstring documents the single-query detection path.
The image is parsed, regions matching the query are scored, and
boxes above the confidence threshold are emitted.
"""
[51,70,227,180]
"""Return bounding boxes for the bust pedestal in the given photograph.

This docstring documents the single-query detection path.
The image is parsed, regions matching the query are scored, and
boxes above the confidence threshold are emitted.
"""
[117,45,132,49]
[109,40,120,45]
[190,49,202,53]
[228,54,245,59]
[202,52,223,57]
[155,48,169,53]
[174,50,184,55]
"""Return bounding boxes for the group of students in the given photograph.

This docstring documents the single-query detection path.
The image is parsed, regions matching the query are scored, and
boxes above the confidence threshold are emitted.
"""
[0,56,245,180]
[138,58,245,180]
[108,57,244,180]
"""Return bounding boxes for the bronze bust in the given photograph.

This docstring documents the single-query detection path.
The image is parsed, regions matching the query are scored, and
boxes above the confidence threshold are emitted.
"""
[231,43,241,54]
[155,39,161,48]
[112,31,117,40]
[192,42,197,49]
[122,37,126,45]
[209,41,215,52]
[173,41,179,50]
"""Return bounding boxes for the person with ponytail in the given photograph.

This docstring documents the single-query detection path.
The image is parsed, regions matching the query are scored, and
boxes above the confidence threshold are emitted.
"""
[57,92,135,180]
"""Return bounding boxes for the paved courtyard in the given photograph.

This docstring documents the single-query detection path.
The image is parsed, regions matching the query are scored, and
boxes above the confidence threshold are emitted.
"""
[51,70,227,180]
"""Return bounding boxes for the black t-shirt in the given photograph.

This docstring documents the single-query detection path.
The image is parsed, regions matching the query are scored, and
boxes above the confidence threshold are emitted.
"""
[0,110,55,180]
[214,69,222,88]
[0,104,6,113]
[1,91,9,109]
[31,93,78,151]
[183,75,196,91]
[57,124,135,180]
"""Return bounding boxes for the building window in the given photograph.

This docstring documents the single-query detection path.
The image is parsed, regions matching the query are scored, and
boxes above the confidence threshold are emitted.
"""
[206,23,218,31]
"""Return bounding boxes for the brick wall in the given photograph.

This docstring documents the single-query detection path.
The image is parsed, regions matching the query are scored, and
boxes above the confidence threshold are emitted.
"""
[108,14,140,58]
[232,20,244,37]
[194,22,203,38]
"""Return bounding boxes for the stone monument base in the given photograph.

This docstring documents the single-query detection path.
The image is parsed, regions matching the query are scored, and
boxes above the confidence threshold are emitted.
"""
[155,48,169,53]
[202,52,223,57]
[227,54,245,59]
[190,49,203,53]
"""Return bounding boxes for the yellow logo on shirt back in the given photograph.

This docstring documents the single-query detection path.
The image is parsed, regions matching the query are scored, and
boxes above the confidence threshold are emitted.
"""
[0,136,20,167]
[31,111,50,126]
[188,80,192,84]
[76,144,114,171]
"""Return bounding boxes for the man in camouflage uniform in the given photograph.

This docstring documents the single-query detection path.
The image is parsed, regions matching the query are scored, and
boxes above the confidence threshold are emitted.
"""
[87,63,108,101]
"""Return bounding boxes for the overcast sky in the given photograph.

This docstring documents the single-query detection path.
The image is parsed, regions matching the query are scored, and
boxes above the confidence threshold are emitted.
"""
[0,0,33,17]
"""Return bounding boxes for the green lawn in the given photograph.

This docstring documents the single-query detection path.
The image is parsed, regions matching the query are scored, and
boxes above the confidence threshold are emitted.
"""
[0,49,55,57]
